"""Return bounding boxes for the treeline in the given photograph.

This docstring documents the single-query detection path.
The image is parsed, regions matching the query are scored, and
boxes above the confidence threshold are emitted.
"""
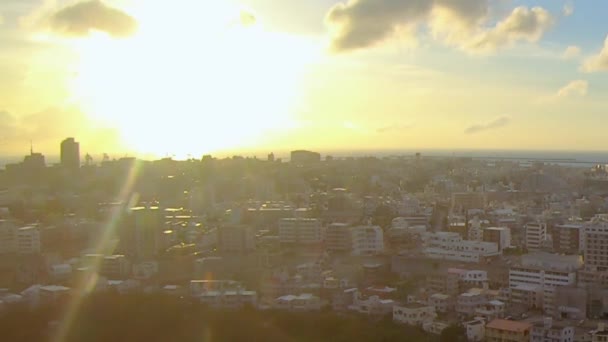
[0,293,441,342]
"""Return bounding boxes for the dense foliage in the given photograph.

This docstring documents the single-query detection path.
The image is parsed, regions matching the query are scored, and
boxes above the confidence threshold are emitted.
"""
[0,293,443,342]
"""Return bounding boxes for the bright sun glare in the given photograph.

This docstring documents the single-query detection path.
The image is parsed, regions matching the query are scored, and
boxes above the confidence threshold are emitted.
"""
[69,0,321,158]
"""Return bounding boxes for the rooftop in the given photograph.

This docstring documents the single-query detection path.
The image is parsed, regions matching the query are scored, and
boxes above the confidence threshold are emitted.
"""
[486,319,532,332]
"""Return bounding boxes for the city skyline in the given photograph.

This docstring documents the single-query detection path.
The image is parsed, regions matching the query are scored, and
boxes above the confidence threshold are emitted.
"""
[1,0,608,158]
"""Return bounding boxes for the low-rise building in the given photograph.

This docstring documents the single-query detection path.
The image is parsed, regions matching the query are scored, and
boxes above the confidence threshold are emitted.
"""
[39,285,70,304]
[485,319,532,342]
[275,294,321,312]
[530,318,574,342]
[349,293,395,317]
[393,303,437,326]
[428,293,453,313]
[17,226,40,254]
[101,255,130,279]
[457,289,488,318]
[423,232,499,263]
[464,318,486,342]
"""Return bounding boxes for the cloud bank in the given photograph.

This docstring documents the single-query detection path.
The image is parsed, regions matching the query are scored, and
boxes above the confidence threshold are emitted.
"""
[49,0,137,38]
[464,116,510,134]
[325,0,553,54]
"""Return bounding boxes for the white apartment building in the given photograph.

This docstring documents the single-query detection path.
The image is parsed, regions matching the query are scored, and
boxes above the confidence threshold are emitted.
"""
[351,225,384,256]
[509,252,581,316]
[530,318,574,342]
[0,220,17,254]
[526,222,547,252]
[278,218,322,245]
[393,304,437,326]
[16,226,40,254]
[422,232,499,263]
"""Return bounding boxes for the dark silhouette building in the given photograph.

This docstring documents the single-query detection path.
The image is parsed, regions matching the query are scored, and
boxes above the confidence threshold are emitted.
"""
[60,137,80,170]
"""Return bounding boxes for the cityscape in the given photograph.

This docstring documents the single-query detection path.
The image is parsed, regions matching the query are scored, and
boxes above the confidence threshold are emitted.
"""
[3,0,608,341]
[2,139,608,341]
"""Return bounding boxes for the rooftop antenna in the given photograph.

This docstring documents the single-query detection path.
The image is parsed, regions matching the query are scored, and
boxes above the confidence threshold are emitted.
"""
[30,140,33,155]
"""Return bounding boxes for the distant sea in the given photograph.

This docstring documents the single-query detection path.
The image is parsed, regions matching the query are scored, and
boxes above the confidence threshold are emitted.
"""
[313,149,608,168]
[2,149,608,168]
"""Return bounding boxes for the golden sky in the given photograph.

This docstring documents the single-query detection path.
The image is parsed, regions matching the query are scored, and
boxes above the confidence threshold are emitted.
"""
[1,0,608,159]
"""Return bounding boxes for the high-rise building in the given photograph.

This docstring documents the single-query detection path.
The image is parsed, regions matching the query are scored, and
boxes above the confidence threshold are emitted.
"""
[218,225,255,253]
[525,222,547,252]
[579,216,608,286]
[131,207,163,260]
[583,215,608,272]
[60,137,80,170]
[552,223,584,255]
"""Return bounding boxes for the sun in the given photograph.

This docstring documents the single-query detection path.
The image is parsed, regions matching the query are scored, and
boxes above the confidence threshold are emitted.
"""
[68,0,321,158]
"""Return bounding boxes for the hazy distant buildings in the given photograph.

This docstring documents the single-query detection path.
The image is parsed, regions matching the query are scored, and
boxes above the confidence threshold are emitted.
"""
[290,150,321,165]
[60,137,80,170]
[23,151,45,170]
[451,192,486,215]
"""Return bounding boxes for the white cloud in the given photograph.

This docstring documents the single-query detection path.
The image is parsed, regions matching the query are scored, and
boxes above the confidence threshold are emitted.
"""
[562,4,574,17]
[47,0,137,38]
[556,80,588,97]
[582,35,608,72]
[464,116,510,134]
[562,45,581,59]
[562,3,574,17]
[465,7,553,54]
[325,0,553,54]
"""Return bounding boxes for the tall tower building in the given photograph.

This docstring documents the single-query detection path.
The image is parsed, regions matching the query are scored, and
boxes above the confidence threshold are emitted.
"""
[60,137,80,170]
[131,206,163,260]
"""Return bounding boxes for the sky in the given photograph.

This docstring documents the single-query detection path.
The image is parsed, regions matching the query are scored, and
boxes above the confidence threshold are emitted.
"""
[1,0,608,159]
